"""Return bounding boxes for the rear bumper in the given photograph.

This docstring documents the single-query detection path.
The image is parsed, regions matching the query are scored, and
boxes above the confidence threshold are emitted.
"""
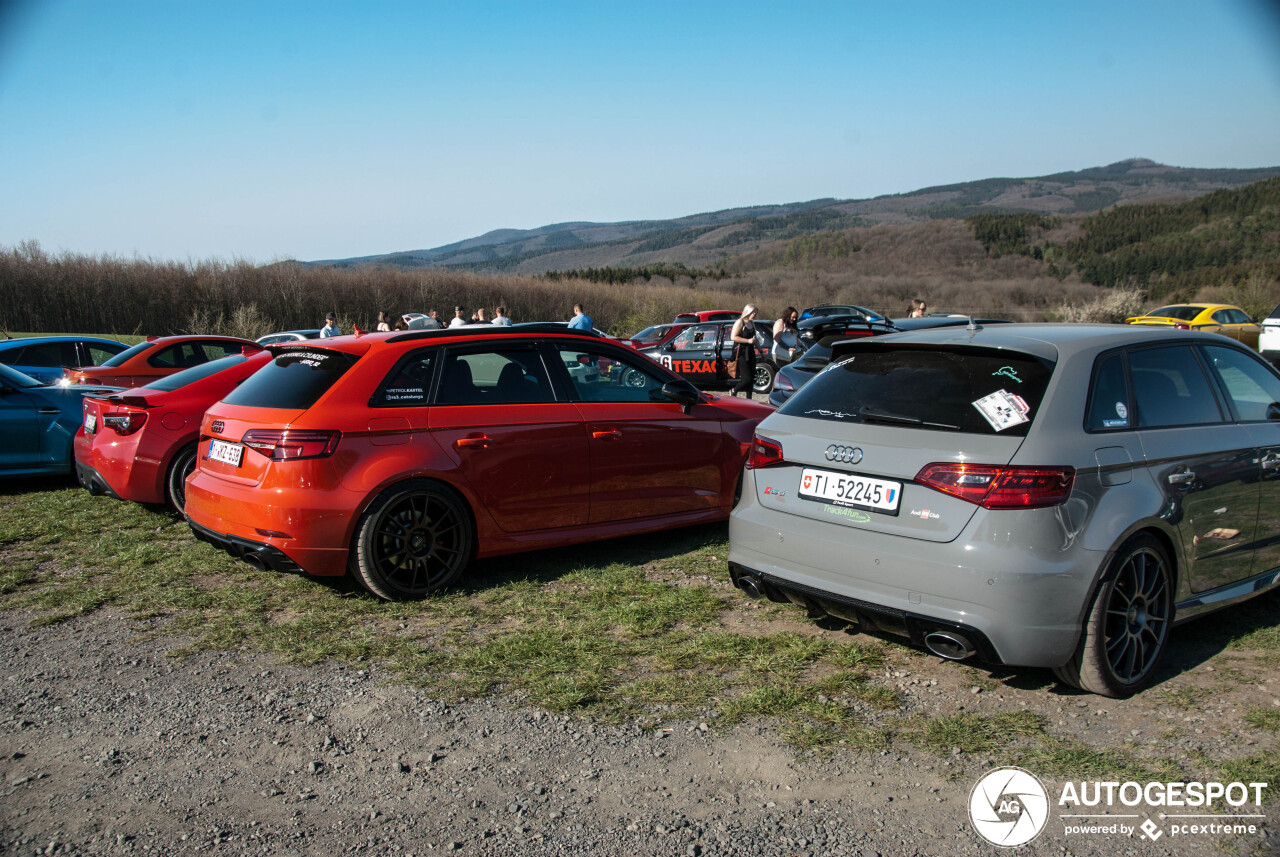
[75,459,122,500]
[187,519,310,575]
[728,477,1100,668]
[184,470,355,577]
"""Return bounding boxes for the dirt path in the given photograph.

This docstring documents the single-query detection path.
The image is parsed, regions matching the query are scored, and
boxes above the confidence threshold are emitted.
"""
[2,609,1276,856]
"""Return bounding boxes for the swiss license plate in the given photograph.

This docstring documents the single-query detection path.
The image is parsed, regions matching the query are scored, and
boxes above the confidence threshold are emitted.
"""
[208,438,244,467]
[85,413,96,433]
[798,467,902,514]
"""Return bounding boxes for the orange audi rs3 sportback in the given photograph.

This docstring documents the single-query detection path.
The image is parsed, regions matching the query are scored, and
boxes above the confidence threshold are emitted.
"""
[184,324,773,600]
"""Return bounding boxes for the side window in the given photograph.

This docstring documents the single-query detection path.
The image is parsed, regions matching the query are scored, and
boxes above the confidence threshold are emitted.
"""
[199,341,242,360]
[372,349,436,407]
[11,341,78,367]
[149,343,203,369]
[84,343,123,365]
[1129,346,1224,428]
[669,327,712,351]
[1230,309,1253,325]
[1086,353,1131,430]
[1201,345,1280,422]
[435,348,553,405]
[557,347,666,403]
[1212,310,1233,325]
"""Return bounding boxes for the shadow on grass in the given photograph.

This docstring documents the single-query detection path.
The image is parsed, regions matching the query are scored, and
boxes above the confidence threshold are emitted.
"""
[0,474,79,498]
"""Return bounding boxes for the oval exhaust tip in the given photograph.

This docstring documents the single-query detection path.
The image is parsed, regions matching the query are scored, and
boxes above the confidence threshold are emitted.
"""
[738,576,764,600]
[924,631,975,661]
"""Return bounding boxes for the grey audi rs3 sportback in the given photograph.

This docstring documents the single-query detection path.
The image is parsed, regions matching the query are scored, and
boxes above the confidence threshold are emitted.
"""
[729,323,1280,697]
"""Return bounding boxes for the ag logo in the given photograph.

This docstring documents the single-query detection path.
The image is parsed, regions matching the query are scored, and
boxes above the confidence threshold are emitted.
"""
[968,766,1049,847]
[825,445,862,464]
[211,420,225,434]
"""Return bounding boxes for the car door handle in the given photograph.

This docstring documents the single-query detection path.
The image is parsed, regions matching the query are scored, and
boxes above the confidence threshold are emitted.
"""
[1167,468,1196,485]
[38,407,60,415]
[592,429,622,441]
[455,434,491,449]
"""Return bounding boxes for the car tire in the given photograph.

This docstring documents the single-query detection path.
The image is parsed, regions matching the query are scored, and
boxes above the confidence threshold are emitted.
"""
[165,443,198,514]
[1053,533,1173,698]
[753,361,776,394]
[621,367,648,389]
[351,479,474,601]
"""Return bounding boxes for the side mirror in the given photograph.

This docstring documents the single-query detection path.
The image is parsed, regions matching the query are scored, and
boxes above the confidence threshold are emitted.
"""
[1266,403,1280,421]
[658,381,701,412]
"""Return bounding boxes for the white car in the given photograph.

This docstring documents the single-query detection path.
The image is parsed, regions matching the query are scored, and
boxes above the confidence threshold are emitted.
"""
[1259,303,1280,366]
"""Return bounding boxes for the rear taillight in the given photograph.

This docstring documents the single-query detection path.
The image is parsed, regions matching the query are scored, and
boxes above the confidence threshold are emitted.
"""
[1174,322,1190,330]
[915,463,1074,509]
[102,412,148,436]
[773,374,794,392]
[747,435,784,469]
[242,429,341,461]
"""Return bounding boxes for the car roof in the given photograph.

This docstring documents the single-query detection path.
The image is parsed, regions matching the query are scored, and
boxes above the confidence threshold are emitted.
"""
[0,335,124,350]
[840,322,1253,361]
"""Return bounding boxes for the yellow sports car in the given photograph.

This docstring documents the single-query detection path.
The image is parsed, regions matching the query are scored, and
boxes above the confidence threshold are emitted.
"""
[1124,303,1260,349]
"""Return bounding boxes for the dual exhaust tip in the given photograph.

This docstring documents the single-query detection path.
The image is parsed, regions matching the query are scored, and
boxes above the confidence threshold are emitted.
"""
[734,569,976,661]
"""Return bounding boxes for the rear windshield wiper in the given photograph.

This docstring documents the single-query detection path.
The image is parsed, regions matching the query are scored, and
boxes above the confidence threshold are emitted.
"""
[858,406,959,430]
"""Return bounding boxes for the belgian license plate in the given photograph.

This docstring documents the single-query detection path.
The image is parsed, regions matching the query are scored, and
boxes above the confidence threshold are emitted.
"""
[208,439,244,467]
[85,413,96,433]
[798,467,902,513]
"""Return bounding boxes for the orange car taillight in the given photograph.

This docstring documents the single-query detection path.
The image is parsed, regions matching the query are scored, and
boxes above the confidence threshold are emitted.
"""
[242,429,341,460]
[915,463,1075,509]
[747,435,784,469]
[102,412,148,435]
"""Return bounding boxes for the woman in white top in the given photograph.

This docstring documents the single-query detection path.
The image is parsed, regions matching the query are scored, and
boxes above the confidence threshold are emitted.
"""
[771,306,801,365]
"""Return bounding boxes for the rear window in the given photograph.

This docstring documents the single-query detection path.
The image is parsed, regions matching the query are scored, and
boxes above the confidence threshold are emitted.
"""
[223,347,359,409]
[780,346,1053,436]
[631,325,671,344]
[143,354,248,392]
[101,341,155,367]
[1148,305,1200,321]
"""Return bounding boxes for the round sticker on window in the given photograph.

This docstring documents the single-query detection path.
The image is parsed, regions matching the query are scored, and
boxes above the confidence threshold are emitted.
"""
[1116,402,1128,420]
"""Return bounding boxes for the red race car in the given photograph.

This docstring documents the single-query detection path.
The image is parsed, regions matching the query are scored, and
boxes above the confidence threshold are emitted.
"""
[184,325,771,600]
[64,335,258,388]
[75,348,271,511]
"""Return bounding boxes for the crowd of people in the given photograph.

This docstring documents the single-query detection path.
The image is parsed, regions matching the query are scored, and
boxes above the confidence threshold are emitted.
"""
[314,297,930,399]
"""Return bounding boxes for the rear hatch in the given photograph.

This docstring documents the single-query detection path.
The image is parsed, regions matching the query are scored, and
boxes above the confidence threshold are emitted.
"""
[196,345,363,486]
[751,343,1056,542]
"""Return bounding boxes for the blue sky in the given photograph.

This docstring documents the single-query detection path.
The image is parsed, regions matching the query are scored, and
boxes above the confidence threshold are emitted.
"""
[1,0,1278,262]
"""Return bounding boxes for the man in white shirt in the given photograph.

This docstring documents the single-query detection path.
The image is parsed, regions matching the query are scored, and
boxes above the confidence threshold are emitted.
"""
[320,312,341,337]
[492,306,512,326]
[448,307,468,328]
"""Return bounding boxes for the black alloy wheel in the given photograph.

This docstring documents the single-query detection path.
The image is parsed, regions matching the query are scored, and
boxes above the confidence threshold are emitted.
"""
[1054,533,1173,697]
[352,480,473,601]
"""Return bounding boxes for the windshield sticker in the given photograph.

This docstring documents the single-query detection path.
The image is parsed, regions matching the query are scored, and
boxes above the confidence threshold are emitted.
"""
[992,365,1023,383]
[1115,402,1128,420]
[973,389,1031,432]
[1102,418,1129,428]
[822,504,870,523]
[804,408,856,419]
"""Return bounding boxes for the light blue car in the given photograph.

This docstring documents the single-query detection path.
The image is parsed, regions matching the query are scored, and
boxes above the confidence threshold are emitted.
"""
[0,364,121,477]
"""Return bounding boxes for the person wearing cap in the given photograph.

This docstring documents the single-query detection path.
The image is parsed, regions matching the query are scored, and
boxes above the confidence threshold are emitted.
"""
[320,312,342,338]
[448,306,468,328]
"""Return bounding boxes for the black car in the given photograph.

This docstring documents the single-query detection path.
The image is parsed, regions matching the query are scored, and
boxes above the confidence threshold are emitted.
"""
[635,320,777,394]
[770,317,1011,407]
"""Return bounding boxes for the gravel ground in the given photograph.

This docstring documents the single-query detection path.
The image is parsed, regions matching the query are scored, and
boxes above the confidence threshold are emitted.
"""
[2,609,1276,857]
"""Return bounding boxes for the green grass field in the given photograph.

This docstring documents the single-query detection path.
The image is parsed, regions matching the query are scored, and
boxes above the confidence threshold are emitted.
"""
[3,477,1278,790]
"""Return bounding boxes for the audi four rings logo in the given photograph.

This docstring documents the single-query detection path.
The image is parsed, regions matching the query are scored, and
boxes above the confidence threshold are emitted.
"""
[825,445,862,464]
[211,420,225,434]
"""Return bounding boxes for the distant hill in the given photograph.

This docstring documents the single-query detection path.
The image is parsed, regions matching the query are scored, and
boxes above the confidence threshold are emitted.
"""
[308,159,1280,274]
